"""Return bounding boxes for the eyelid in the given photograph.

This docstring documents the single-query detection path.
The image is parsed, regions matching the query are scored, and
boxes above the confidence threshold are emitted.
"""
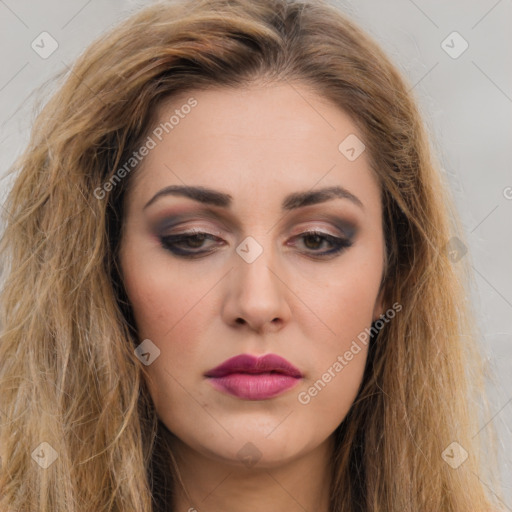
[152,211,235,235]
[290,223,349,239]
[173,226,224,236]
[154,213,357,240]
[161,226,350,244]
[157,222,225,238]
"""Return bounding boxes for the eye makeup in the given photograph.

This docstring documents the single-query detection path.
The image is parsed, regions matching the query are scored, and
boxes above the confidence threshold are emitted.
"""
[149,207,358,239]
[157,228,354,259]
[149,209,359,260]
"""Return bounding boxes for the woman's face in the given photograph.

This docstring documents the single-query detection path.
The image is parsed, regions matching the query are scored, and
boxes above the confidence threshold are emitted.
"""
[119,82,385,468]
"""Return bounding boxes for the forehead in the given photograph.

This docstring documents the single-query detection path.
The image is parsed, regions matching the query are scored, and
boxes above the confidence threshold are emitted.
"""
[125,82,380,215]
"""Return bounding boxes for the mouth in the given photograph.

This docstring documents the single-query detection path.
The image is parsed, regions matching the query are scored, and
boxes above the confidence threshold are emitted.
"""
[204,353,303,400]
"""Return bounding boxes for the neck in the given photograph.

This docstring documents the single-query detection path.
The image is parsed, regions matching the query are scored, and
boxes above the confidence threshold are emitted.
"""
[169,435,334,512]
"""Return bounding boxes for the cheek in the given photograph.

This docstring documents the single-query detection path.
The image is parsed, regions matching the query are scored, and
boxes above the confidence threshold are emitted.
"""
[304,347,368,411]
[307,259,382,341]
[297,281,372,418]
[120,242,215,395]
[120,236,209,338]
[304,285,372,391]
[298,259,381,395]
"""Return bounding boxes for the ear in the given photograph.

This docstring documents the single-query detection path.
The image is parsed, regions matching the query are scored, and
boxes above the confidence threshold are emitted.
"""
[372,286,385,322]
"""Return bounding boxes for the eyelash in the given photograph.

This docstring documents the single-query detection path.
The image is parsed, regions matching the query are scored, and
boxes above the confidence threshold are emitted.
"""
[158,229,353,259]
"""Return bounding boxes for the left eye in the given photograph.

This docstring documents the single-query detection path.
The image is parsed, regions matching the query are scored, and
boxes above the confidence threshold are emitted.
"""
[159,230,352,258]
[292,230,352,255]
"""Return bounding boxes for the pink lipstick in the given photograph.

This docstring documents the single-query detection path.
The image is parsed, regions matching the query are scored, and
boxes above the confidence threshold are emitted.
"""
[204,353,303,400]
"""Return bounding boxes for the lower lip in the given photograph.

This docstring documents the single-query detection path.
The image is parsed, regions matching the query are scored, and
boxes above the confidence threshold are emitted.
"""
[206,373,301,400]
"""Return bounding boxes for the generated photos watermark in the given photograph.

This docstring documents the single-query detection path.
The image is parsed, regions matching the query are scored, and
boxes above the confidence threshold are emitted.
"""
[297,301,402,405]
[94,97,198,200]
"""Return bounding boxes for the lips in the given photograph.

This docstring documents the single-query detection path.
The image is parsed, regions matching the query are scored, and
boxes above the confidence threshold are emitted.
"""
[205,354,303,378]
[204,354,303,400]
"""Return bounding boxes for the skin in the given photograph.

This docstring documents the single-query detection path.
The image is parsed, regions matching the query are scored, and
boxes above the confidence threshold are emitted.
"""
[119,81,385,512]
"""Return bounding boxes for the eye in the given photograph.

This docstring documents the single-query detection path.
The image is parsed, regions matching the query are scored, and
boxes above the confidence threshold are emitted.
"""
[159,230,223,257]
[290,230,353,257]
[159,229,353,259]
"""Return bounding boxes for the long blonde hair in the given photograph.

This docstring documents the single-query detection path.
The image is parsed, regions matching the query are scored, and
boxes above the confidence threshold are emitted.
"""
[0,0,504,510]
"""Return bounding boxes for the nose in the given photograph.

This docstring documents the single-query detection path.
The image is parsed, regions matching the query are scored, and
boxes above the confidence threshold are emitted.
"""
[221,242,292,334]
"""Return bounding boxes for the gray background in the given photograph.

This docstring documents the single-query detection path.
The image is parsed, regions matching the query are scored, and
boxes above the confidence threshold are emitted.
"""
[0,0,510,507]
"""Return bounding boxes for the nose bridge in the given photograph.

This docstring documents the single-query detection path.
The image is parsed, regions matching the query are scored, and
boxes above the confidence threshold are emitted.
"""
[235,232,281,298]
[222,231,291,330]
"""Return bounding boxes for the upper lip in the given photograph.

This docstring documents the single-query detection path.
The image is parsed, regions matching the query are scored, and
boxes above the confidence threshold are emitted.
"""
[205,354,303,378]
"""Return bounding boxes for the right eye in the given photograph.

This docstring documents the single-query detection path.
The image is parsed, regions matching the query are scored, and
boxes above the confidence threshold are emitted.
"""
[159,231,224,257]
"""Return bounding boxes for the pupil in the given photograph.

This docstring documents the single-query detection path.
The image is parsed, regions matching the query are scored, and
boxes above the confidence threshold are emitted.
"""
[305,234,322,249]
[188,234,206,248]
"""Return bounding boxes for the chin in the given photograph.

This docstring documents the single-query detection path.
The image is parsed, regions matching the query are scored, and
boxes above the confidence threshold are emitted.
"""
[198,431,317,470]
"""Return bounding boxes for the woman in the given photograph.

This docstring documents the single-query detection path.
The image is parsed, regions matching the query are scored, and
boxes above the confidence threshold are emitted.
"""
[0,0,504,510]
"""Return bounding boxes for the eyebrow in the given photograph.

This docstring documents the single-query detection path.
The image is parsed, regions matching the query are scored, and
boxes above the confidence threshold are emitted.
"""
[143,185,364,211]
